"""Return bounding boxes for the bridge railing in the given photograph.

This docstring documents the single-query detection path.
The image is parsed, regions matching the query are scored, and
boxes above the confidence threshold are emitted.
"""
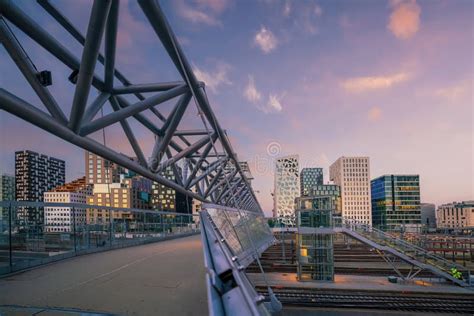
[0,201,199,276]
[200,204,278,315]
[335,216,471,285]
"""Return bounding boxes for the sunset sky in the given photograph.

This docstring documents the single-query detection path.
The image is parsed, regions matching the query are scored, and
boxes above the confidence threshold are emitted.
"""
[0,0,472,215]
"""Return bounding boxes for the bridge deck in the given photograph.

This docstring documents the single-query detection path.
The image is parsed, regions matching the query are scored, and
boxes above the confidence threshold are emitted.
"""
[0,234,207,316]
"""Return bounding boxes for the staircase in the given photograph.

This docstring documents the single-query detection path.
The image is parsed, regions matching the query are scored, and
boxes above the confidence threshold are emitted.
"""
[334,218,472,287]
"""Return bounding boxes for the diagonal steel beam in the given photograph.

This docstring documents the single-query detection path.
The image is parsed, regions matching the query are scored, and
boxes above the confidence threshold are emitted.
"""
[206,169,238,200]
[82,92,111,124]
[0,18,68,125]
[187,156,228,189]
[203,164,225,198]
[36,0,215,182]
[216,178,241,203]
[184,141,214,188]
[109,96,147,167]
[69,0,111,132]
[79,84,188,136]
[154,133,215,173]
[149,92,192,170]
[113,82,185,94]
[0,88,205,202]
[2,0,105,91]
[137,0,261,212]
[165,148,183,187]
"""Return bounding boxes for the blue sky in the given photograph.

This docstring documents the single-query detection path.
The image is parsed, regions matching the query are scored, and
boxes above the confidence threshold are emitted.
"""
[0,0,472,214]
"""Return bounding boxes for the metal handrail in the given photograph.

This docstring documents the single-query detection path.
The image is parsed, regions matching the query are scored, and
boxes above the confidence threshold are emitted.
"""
[339,218,469,273]
[0,200,199,218]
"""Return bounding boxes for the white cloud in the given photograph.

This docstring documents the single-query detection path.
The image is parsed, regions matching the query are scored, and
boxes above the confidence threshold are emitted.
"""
[175,0,222,26]
[342,72,410,93]
[254,27,278,54]
[368,106,382,122]
[244,76,262,103]
[243,75,284,113]
[194,62,232,93]
[266,94,283,112]
[388,0,421,39]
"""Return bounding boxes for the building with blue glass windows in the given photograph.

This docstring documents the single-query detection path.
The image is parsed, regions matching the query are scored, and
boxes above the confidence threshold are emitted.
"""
[300,168,323,196]
[371,174,421,232]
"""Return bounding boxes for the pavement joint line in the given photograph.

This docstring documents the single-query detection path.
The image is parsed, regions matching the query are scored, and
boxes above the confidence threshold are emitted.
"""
[54,248,176,293]
[24,239,190,306]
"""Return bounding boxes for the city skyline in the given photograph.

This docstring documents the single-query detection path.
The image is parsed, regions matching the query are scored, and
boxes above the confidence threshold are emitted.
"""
[1,0,472,215]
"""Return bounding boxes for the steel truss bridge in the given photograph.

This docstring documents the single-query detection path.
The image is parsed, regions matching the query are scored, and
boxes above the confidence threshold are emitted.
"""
[0,0,261,213]
[0,0,279,315]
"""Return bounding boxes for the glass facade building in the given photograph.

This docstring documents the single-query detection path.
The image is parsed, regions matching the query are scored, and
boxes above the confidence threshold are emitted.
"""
[309,184,341,216]
[295,196,335,282]
[371,174,421,232]
[300,168,323,196]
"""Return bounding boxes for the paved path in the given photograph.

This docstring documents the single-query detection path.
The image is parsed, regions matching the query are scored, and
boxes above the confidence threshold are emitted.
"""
[0,234,208,316]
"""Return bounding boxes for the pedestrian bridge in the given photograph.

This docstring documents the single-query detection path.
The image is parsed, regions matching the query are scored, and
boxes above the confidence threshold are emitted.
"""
[0,201,278,315]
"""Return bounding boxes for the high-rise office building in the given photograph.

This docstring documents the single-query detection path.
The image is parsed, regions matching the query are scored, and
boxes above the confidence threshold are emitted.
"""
[87,172,152,223]
[85,151,124,185]
[300,168,323,196]
[329,156,371,225]
[85,152,152,222]
[273,155,300,222]
[436,201,474,229]
[15,150,65,227]
[371,175,421,232]
[44,177,92,233]
[309,184,342,216]
[0,174,15,222]
[151,166,176,211]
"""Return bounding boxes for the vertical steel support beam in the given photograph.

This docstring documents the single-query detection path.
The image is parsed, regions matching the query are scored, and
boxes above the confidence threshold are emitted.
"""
[104,0,118,91]
[69,0,111,132]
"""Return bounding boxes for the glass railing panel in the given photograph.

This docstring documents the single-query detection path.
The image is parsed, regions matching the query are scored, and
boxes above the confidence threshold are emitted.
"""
[0,201,200,276]
[205,204,274,266]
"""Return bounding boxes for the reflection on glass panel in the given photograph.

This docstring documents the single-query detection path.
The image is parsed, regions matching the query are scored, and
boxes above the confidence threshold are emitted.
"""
[205,205,274,265]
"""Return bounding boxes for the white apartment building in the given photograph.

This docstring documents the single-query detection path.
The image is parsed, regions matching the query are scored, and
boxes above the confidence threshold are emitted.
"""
[436,201,474,229]
[273,155,300,223]
[329,156,371,225]
[44,178,90,233]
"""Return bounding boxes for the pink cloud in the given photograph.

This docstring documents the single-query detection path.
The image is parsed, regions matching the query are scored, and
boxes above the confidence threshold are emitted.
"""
[342,72,410,93]
[388,0,421,40]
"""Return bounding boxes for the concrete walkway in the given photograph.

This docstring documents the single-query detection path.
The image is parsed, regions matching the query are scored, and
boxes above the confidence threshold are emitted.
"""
[0,235,208,316]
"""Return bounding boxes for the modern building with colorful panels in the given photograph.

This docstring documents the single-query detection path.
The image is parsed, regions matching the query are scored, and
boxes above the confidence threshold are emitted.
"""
[371,174,421,232]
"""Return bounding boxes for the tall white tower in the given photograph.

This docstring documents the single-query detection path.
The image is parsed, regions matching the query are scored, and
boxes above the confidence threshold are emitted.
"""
[329,156,371,225]
[273,155,300,224]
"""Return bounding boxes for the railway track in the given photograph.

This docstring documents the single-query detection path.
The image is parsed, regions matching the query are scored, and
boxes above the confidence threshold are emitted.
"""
[256,286,474,314]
